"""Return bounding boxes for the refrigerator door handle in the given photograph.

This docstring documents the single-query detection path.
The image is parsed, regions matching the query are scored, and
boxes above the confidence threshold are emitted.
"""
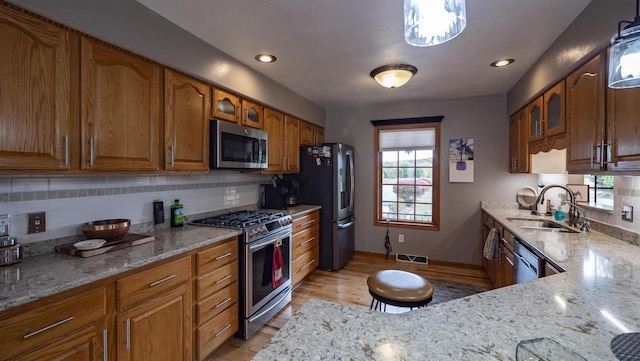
[338,219,355,229]
[347,149,355,213]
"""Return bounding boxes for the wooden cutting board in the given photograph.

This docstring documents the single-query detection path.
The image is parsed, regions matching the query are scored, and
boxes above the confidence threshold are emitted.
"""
[55,233,155,258]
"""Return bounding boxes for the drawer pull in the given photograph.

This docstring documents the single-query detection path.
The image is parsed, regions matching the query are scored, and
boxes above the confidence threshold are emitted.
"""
[299,219,316,227]
[300,259,315,272]
[149,274,176,287]
[215,297,232,309]
[215,324,232,338]
[103,328,108,361]
[215,275,232,284]
[126,318,131,350]
[300,237,316,247]
[24,316,74,339]
[214,252,232,261]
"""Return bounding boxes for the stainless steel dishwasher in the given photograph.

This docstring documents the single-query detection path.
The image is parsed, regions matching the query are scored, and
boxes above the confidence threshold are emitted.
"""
[513,238,543,283]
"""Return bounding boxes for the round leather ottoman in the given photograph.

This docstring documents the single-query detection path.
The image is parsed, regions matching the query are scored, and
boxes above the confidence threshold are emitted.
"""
[367,270,434,311]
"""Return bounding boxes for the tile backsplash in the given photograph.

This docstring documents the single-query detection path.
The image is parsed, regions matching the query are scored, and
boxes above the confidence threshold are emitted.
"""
[0,171,272,244]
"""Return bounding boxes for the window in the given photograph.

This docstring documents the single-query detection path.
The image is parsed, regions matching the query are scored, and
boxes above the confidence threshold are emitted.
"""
[374,122,440,230]
[584,175,614,208]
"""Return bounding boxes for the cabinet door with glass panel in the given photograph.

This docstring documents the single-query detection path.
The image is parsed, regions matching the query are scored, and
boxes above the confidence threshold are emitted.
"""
[527,80,565,142]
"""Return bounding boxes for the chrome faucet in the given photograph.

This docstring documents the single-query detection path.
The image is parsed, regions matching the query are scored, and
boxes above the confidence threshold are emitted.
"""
[562,201,591,232]
[535,184,575,211]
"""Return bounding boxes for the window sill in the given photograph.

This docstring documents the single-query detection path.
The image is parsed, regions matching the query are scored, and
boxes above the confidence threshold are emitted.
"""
[577,202,614,215]
[375,219,439,231]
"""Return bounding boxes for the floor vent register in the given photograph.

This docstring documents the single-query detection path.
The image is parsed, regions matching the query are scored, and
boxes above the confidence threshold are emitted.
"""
[396,253,429,265]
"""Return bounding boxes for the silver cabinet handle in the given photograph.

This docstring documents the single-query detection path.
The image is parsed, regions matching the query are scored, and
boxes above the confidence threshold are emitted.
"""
[149,274,176,287]
[24,316,74,339]
[215,252,232,261]
[89,137,94,166]
[590,141,595,169]
[126,318,130,350]
[64,134,69,166]
[215,297,232,309]
[215,324,232,338]
[300,237,315,247]
[215,274,232,284]
[170,144,175,167]
[300,259,315,272]
[103,328,108,361]
[300,220,316,227]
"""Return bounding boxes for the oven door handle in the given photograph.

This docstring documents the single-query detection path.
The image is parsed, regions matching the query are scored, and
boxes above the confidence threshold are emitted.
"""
[248,287,291,322]
[248,230,291,251]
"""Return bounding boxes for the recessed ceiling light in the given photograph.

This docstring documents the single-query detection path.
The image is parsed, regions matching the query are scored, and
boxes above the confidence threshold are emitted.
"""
[255,54,277,63]
[490,58,515,67]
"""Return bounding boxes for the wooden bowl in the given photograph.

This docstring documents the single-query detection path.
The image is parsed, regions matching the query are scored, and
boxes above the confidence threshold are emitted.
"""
[81,219,130,240]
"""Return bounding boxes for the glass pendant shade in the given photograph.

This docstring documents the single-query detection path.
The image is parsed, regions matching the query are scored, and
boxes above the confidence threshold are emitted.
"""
[370,65,418,88]
[609,25,640,89]
[404,0,467,47]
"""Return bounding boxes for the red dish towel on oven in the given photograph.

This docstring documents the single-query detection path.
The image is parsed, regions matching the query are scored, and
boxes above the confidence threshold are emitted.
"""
[272,243,283,289]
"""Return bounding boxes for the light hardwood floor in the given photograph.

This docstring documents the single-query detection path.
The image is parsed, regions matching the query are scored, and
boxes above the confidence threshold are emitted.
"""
[210,252,492,361]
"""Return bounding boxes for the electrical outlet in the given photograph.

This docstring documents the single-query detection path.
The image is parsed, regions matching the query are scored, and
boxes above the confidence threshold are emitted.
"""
[398,234,404,243]
[28,212,46,234]
[0,214,9,237]
[622,205,634,222]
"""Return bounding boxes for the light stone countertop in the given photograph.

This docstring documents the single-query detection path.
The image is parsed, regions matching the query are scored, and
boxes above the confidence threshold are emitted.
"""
[253,207,640,360]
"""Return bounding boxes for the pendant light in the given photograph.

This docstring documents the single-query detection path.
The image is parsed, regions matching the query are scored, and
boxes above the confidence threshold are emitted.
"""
[608,0,640,89]
[370,64,418,88]
[404,0,467,47]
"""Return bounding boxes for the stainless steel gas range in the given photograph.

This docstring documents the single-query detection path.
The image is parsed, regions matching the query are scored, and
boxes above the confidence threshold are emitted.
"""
[191,210,293,340]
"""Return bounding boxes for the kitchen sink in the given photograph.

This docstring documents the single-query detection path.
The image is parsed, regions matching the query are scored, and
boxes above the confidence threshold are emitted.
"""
[506,218,579,233]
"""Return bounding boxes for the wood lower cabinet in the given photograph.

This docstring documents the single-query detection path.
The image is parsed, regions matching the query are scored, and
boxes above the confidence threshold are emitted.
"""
[500,230,515,288]
[164,69,211,171]
[117,283,191,361]
[566,52,606,173]
[80,37,162,172]
[0,286,107,361]
[291,210,320,287]
[116,256,192,361]
[194,237,238,361]
[0,4,80,172]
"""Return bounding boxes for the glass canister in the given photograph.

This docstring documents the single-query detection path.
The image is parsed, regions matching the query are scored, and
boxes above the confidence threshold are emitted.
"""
[516,338,586,361]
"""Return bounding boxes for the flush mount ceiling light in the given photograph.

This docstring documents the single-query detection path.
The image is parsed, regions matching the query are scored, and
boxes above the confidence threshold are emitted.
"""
[404,0,467,47]
[255,53,277,63]
[370,64,418,88]
[490,58,515,68]
[608,0,640,88]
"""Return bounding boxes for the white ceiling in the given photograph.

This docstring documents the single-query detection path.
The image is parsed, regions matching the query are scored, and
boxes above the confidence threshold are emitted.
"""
[137,0,592,110]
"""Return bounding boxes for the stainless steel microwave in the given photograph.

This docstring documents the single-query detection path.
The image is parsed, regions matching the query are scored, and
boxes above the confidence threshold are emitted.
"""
[210,119,268,169]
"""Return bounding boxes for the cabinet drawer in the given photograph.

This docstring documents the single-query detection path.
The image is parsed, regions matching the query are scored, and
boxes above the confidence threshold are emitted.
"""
[292,246,318,286]
[197,303,238,360]
[197,238,238,275]
[481,212,490,227]
[0,286,106,360]
[292,211,319,233]
[197,283,238,326]
[196,261,238,301]
[292,223,319,260]
[117,256,191,310]
[502,229,515,252]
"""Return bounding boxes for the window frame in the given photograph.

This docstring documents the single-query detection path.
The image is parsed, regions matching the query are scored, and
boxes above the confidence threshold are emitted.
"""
[373,122,440,230]
[584,175,614,206]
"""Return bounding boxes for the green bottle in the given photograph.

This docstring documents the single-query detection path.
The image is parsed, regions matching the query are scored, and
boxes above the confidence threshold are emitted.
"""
[170,199,184,227]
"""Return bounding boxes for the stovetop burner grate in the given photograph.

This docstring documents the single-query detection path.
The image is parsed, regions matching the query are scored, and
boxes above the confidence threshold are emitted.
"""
[191,210,285,229]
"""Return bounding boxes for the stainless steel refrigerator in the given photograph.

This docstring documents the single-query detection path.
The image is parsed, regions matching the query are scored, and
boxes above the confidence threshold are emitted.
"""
[288,143,355,270]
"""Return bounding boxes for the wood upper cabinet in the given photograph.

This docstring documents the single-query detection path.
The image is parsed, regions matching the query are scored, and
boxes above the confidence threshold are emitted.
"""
[314,126,325,145]
[527,80,565,145]
[566,53,606,173]
[284,115,301,173]
[263,107,286,172]
[80,37,162,171]
[300,121,314,146]
[213,88,241,123]
[0,4,80,172]
[241,99,264,129]
[509,109,529,173]
[606,80,640,171]
[164,69,211,171]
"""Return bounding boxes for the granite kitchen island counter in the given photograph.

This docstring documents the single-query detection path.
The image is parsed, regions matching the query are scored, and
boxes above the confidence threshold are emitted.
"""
[253,206,640,360]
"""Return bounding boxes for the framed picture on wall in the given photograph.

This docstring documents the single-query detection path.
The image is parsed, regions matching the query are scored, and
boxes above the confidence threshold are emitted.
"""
[566,184,589,203]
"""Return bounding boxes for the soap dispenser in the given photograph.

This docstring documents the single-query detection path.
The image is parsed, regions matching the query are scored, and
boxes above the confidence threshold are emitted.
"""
[170,199,184,227]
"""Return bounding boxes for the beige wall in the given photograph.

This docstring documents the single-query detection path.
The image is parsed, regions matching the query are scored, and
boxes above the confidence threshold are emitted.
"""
[326,95,537,265]
[8,0,325,126]
[507,0,633,115]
